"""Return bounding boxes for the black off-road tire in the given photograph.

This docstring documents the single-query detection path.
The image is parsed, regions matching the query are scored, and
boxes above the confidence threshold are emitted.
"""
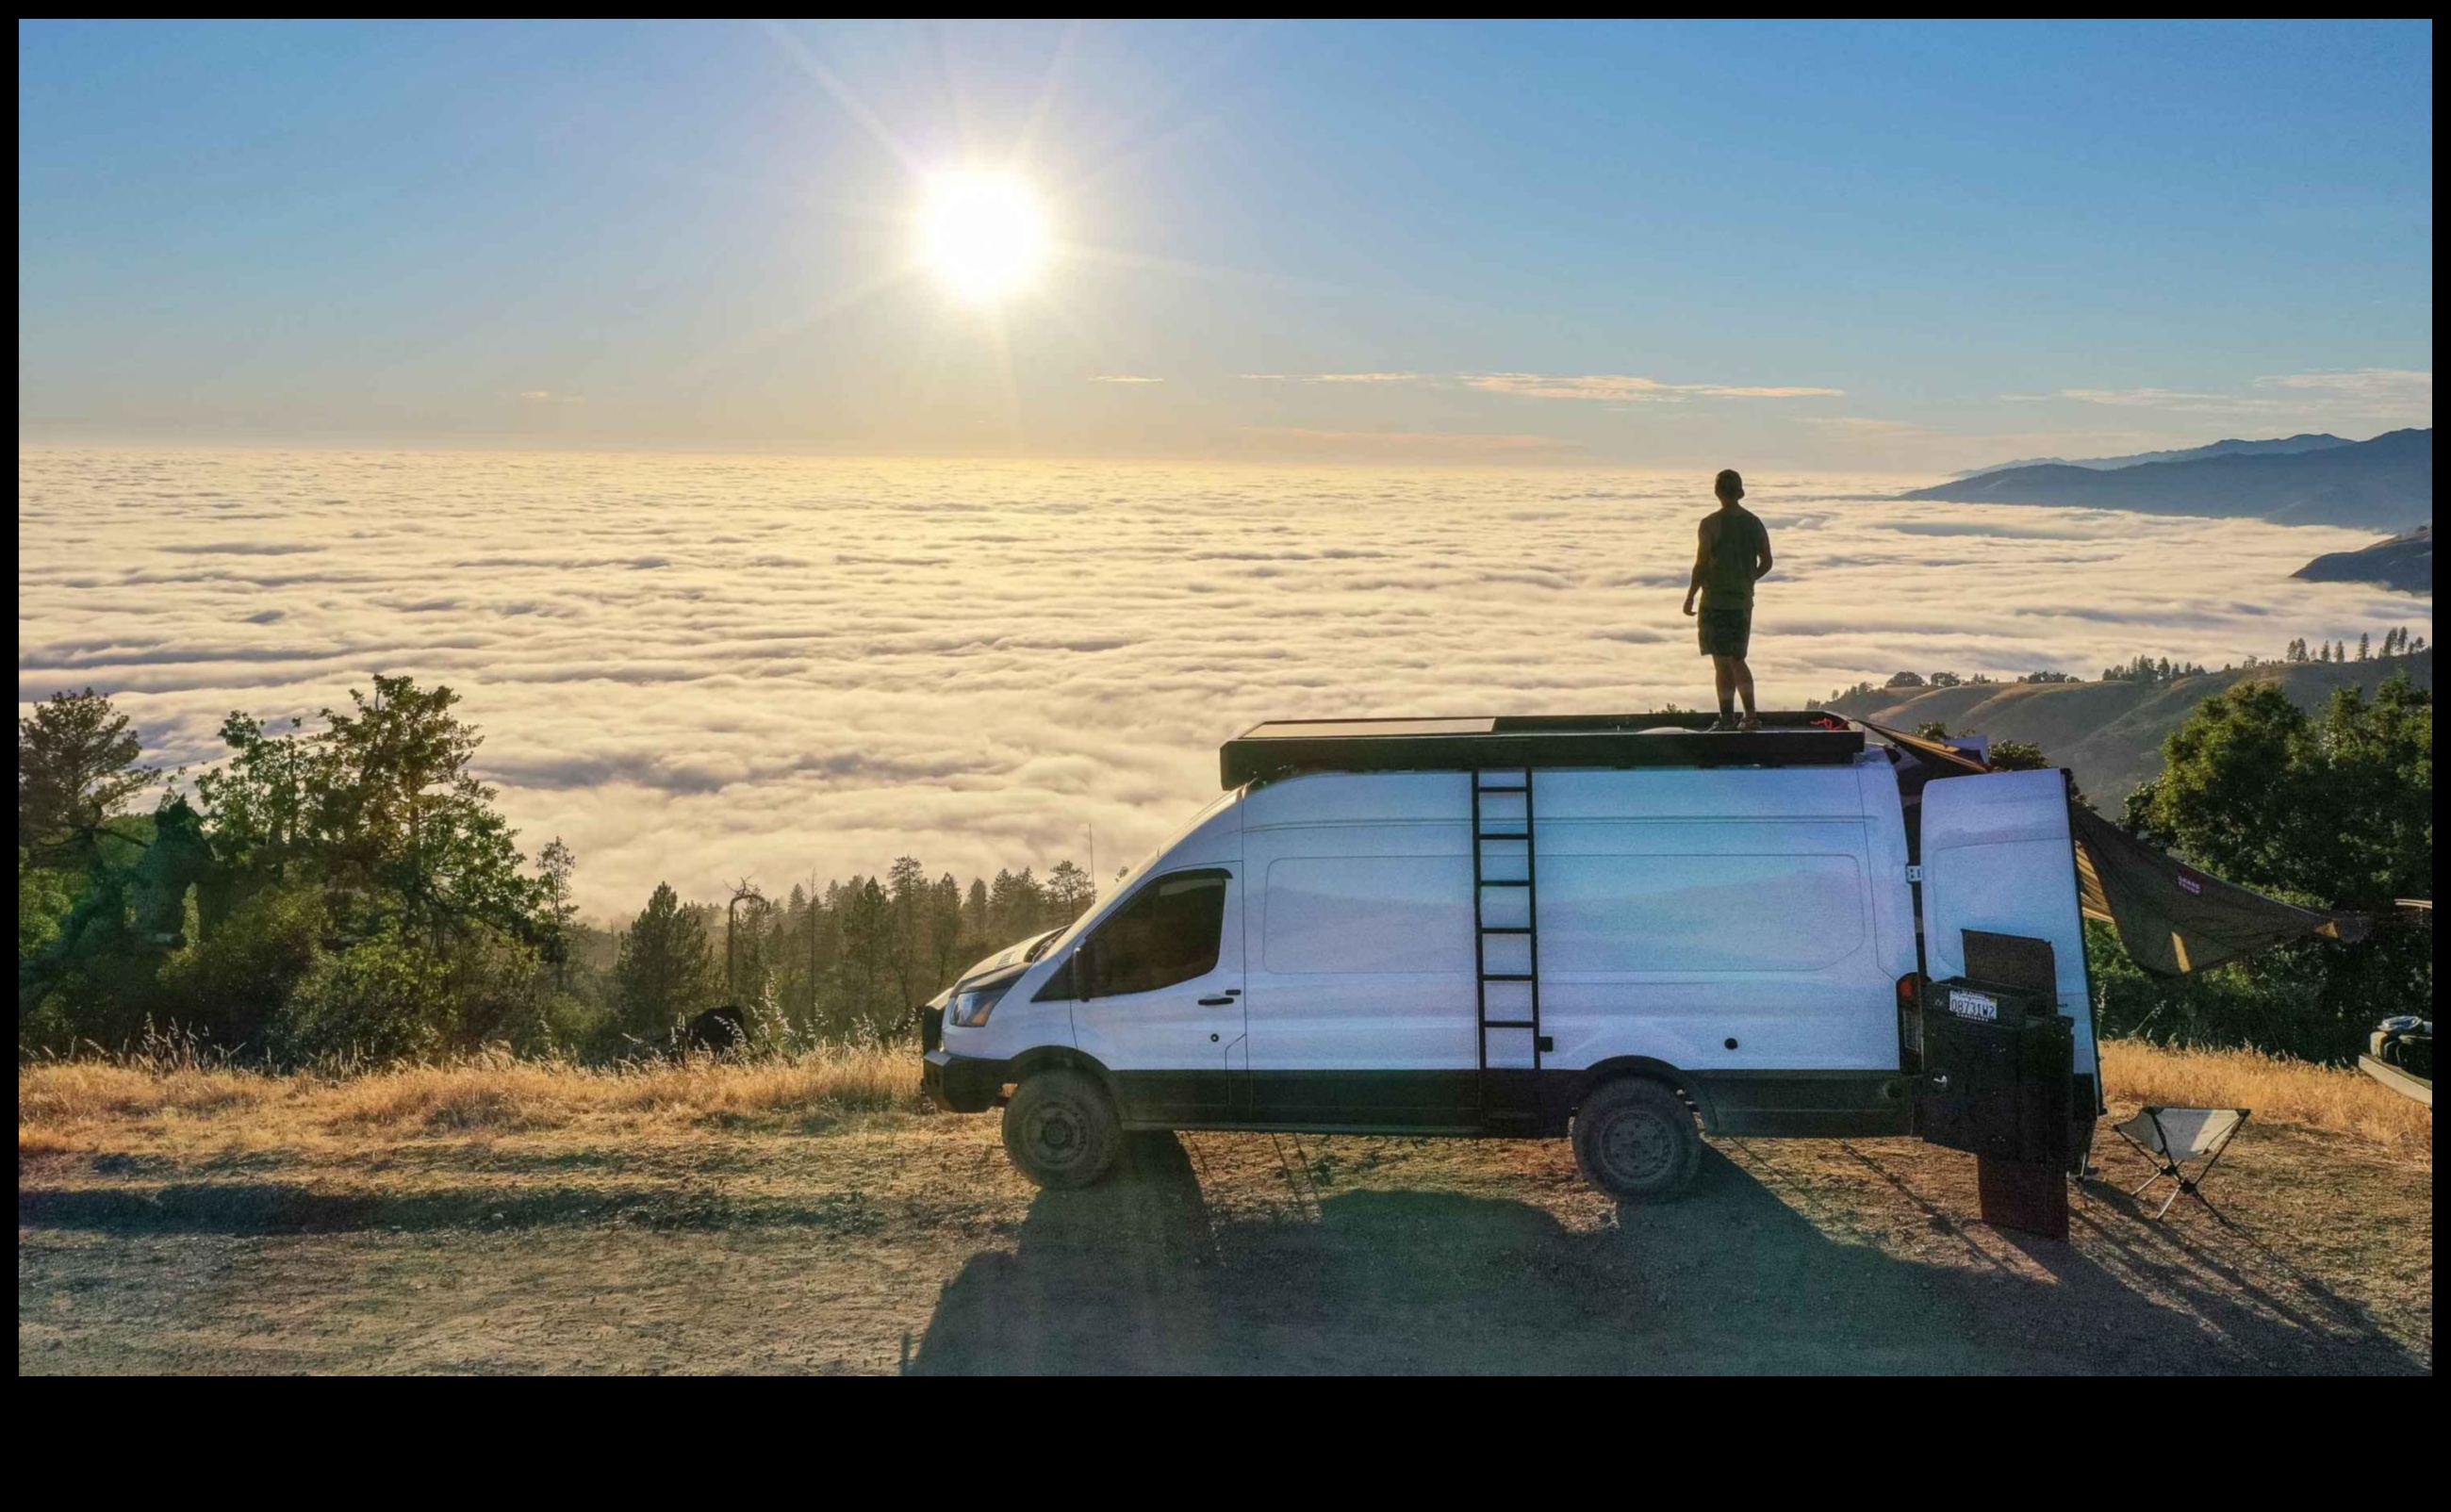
[1572,1076,1702,1202]
[1001,1069,1123,1190]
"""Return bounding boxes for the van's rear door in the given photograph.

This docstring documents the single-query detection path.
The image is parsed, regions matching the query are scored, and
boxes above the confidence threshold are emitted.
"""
[1917,769,2091,1042]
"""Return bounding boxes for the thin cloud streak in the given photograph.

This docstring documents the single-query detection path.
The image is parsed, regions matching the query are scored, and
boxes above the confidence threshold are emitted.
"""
[1241,371,1427,384]
[1464,373,1844,402]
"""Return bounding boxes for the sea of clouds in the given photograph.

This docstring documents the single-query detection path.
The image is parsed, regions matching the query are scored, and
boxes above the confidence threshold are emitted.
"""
[18,448,2430,917]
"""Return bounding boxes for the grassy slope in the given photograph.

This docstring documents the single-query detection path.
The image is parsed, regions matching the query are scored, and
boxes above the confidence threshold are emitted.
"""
[1824,649,2432,801]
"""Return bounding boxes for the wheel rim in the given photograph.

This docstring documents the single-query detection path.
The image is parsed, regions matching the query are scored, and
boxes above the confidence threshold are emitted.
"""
[1025,1099,1088,1168]
[1600,1108,1676,1186]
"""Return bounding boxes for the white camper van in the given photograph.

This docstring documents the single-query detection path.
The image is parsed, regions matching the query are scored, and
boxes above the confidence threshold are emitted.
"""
[923,714,2101,1202]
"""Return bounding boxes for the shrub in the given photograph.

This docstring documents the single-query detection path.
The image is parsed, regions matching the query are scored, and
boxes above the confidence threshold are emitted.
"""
[272,927,453,1064]
[156,883,328,1051]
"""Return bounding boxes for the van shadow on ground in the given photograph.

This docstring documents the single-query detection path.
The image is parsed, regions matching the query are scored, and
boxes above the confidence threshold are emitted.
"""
[908,1134,2424,1375]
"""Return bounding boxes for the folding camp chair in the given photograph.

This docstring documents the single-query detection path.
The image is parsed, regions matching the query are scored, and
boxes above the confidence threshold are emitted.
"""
[2113,1107,2250,1220]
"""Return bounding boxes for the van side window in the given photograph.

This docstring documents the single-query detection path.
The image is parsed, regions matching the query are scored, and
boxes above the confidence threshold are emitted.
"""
[1073,869,1229,999]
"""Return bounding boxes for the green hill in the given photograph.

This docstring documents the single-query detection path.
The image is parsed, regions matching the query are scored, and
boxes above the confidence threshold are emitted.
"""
[1820,649,2432,801]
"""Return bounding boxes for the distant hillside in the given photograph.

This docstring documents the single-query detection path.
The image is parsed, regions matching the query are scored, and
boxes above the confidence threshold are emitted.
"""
[1906,427,2430,530]
[2294,526,2431,595]
[1948,433,2352,479]
[1822,650,2432,801]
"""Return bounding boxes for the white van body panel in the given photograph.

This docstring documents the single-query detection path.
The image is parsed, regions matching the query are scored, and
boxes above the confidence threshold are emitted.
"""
[1531,764,1902,1075]
[1919,767,2097,1075]
[1243,772,1477,1076]
[1238,761,1911,1077]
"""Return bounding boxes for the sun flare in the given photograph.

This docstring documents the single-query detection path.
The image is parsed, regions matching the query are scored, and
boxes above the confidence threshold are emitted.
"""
[918,171,1050,305]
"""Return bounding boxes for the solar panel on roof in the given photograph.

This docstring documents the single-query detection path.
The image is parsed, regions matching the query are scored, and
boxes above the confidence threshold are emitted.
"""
[1239,717,1497,739]
[1218,712,1865,788]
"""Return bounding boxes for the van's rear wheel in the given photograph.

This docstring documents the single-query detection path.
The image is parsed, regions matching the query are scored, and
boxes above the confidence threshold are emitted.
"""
[1573,1077,1701,1202]
[1001,1069,1122,1190]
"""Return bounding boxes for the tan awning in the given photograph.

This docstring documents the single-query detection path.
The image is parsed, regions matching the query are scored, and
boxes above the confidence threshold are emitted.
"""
[2069,805,2368,977]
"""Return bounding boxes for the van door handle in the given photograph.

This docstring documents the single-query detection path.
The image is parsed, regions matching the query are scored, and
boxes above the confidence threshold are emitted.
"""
[1199,995,1237,1006]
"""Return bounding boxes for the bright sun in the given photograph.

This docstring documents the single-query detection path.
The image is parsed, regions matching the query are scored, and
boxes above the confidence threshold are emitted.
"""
[918,172,1050,304]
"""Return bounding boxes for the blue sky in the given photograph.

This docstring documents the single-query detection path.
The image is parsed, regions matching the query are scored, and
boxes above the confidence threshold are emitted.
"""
[17,20,2434,468]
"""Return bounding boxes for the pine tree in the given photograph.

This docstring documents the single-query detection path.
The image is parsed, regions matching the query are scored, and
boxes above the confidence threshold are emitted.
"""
[962,878,990,945]
[614,882,720,1040]
[535,837,577,991]
[1046,859,1095,921]
[837,876,894,1032]
[2359,633,2372,661]
[929,874,964,990]
[19,687,151,864]
[887,855,929,1013]
[988,866,1045,942]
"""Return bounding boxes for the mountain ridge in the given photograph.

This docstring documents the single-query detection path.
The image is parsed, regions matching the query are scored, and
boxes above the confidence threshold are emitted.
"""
[2294,525,2432,595]
[1905,428,2432,530]
[1947,432,2353,479]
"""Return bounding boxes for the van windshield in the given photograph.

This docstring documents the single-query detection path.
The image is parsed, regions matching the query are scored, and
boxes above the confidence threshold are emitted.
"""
[1037,787,1242,960]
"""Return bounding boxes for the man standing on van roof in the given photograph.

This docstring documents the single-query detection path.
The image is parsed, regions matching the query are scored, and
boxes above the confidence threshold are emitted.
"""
[1682,468,1774,731]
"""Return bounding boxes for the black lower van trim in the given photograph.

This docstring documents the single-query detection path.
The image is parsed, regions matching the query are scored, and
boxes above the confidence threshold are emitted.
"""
[1684,1070,1915,1138]
[929,1053,1915,1140]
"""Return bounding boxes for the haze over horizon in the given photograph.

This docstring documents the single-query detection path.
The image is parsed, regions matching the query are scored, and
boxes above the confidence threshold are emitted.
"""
[18,20,2434,470]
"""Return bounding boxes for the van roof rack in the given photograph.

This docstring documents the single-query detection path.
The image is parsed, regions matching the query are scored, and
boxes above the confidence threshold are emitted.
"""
[1221,713,1866,788]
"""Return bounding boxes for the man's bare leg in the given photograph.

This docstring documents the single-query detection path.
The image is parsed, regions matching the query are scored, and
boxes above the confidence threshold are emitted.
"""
[1732,657,1759,730]
[1712,656,1736,726]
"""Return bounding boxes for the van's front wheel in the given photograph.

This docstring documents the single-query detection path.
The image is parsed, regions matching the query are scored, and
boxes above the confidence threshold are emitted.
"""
[1573,1077,1701,1202]
[1001,1069,1122,1189]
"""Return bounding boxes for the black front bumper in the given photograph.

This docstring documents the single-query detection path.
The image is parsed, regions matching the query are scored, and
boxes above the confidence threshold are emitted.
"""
[923,1049,1012,1113]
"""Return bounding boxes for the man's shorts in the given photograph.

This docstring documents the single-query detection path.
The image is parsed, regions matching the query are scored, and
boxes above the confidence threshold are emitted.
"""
[1697,601,1752,658]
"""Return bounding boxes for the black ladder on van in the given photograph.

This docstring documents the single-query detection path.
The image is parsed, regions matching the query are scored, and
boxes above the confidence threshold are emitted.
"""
[1472,768,1544,1126]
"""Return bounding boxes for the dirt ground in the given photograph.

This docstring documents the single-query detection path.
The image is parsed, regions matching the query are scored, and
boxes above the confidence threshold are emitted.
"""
[18,1105,2432,1374]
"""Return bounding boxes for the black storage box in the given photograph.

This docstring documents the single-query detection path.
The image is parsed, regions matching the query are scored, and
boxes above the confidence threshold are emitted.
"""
[1918,977,2074,1165]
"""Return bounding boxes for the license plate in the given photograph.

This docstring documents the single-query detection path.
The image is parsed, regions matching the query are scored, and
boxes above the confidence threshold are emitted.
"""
[1948,989,1999,1022]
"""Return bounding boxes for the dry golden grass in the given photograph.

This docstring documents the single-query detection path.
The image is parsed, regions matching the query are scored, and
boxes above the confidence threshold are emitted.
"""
[19,1039,2427,1157]
[20,1044,925,1150]
[2101,1039,2431,1154]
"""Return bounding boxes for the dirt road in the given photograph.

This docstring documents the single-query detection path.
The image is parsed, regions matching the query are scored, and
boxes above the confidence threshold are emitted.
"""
[18,1109,2432,1374]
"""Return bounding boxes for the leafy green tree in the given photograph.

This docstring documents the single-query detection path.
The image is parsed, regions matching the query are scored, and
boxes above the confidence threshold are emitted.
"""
[1986,739,2050,771]
[2113,674,2431,1057]
[314,676,536,941]
[191,714,314,892]
[20,848,78,963]
[19,688,150,865]
[612,882,720,1041]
